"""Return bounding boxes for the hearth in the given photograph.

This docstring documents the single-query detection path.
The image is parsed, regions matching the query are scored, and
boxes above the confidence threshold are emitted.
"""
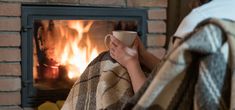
[21,5,147,107]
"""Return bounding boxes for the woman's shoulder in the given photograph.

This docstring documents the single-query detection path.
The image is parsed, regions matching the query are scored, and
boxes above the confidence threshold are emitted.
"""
[192,0,235,12]
[173,10,205,38]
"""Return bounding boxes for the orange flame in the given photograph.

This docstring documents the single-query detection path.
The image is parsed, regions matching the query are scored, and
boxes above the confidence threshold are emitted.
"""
[58,20,98,79]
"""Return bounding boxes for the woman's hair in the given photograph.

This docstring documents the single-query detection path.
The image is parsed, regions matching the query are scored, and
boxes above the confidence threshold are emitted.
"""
[199,0,212,4]
[189,0,212,9]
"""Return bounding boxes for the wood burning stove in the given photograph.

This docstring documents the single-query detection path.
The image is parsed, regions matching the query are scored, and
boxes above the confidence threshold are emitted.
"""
[21,4,147,107]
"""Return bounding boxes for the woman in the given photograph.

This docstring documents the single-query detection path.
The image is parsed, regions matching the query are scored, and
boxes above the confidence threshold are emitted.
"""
[109,0,235,93]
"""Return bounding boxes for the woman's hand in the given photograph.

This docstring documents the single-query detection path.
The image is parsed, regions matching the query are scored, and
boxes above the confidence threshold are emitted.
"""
[133,37,160,70]
[109,36,146,93]
[134,37,148,62]
[109,36,139,69]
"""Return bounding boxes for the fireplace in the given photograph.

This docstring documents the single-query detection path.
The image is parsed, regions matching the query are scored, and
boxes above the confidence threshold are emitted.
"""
[21,5,147,107]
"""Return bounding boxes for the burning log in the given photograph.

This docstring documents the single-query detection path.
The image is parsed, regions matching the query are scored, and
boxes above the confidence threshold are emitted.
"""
[114,21,138,31]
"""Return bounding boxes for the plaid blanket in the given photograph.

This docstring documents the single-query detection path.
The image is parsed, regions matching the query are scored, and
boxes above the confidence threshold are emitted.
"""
[62,18,235,110]
[61,52,135,110]
[123,18,235,110]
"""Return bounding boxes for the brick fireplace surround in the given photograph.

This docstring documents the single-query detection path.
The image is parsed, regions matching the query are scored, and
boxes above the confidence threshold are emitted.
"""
[0,0,167,109]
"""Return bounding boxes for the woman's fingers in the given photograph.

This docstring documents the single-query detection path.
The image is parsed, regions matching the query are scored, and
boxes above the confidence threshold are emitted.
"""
[110,51,115,58]
[110,40,117,49]
[110,36,124,48]
[132,38,139,49]
[109,37,119,59]
[110,47,116,59]
[110,36,126,52]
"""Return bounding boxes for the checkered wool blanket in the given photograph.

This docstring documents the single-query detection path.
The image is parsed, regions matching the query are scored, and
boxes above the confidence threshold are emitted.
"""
[61,52,135,110]
[123,18,235,110]
[62,18,235,110]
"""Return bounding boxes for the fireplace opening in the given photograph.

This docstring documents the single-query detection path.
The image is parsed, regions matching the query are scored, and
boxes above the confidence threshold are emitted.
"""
[21,5,147,107]
[33,20,138,90]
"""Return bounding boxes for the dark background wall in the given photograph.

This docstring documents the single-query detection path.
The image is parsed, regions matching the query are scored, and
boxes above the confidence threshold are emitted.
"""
[167,0,193,48]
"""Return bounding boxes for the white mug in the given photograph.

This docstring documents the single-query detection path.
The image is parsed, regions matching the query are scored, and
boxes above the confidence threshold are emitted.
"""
[104,31,137,48]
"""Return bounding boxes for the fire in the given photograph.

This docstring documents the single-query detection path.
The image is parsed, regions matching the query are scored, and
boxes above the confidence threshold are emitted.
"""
[59,20,98,79]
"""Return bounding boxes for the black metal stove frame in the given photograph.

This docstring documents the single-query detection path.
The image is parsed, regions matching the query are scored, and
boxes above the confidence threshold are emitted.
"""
[21,4,147,107]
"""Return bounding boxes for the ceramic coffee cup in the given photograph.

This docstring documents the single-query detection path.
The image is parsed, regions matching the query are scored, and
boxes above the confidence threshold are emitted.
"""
[104,31,137,48]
